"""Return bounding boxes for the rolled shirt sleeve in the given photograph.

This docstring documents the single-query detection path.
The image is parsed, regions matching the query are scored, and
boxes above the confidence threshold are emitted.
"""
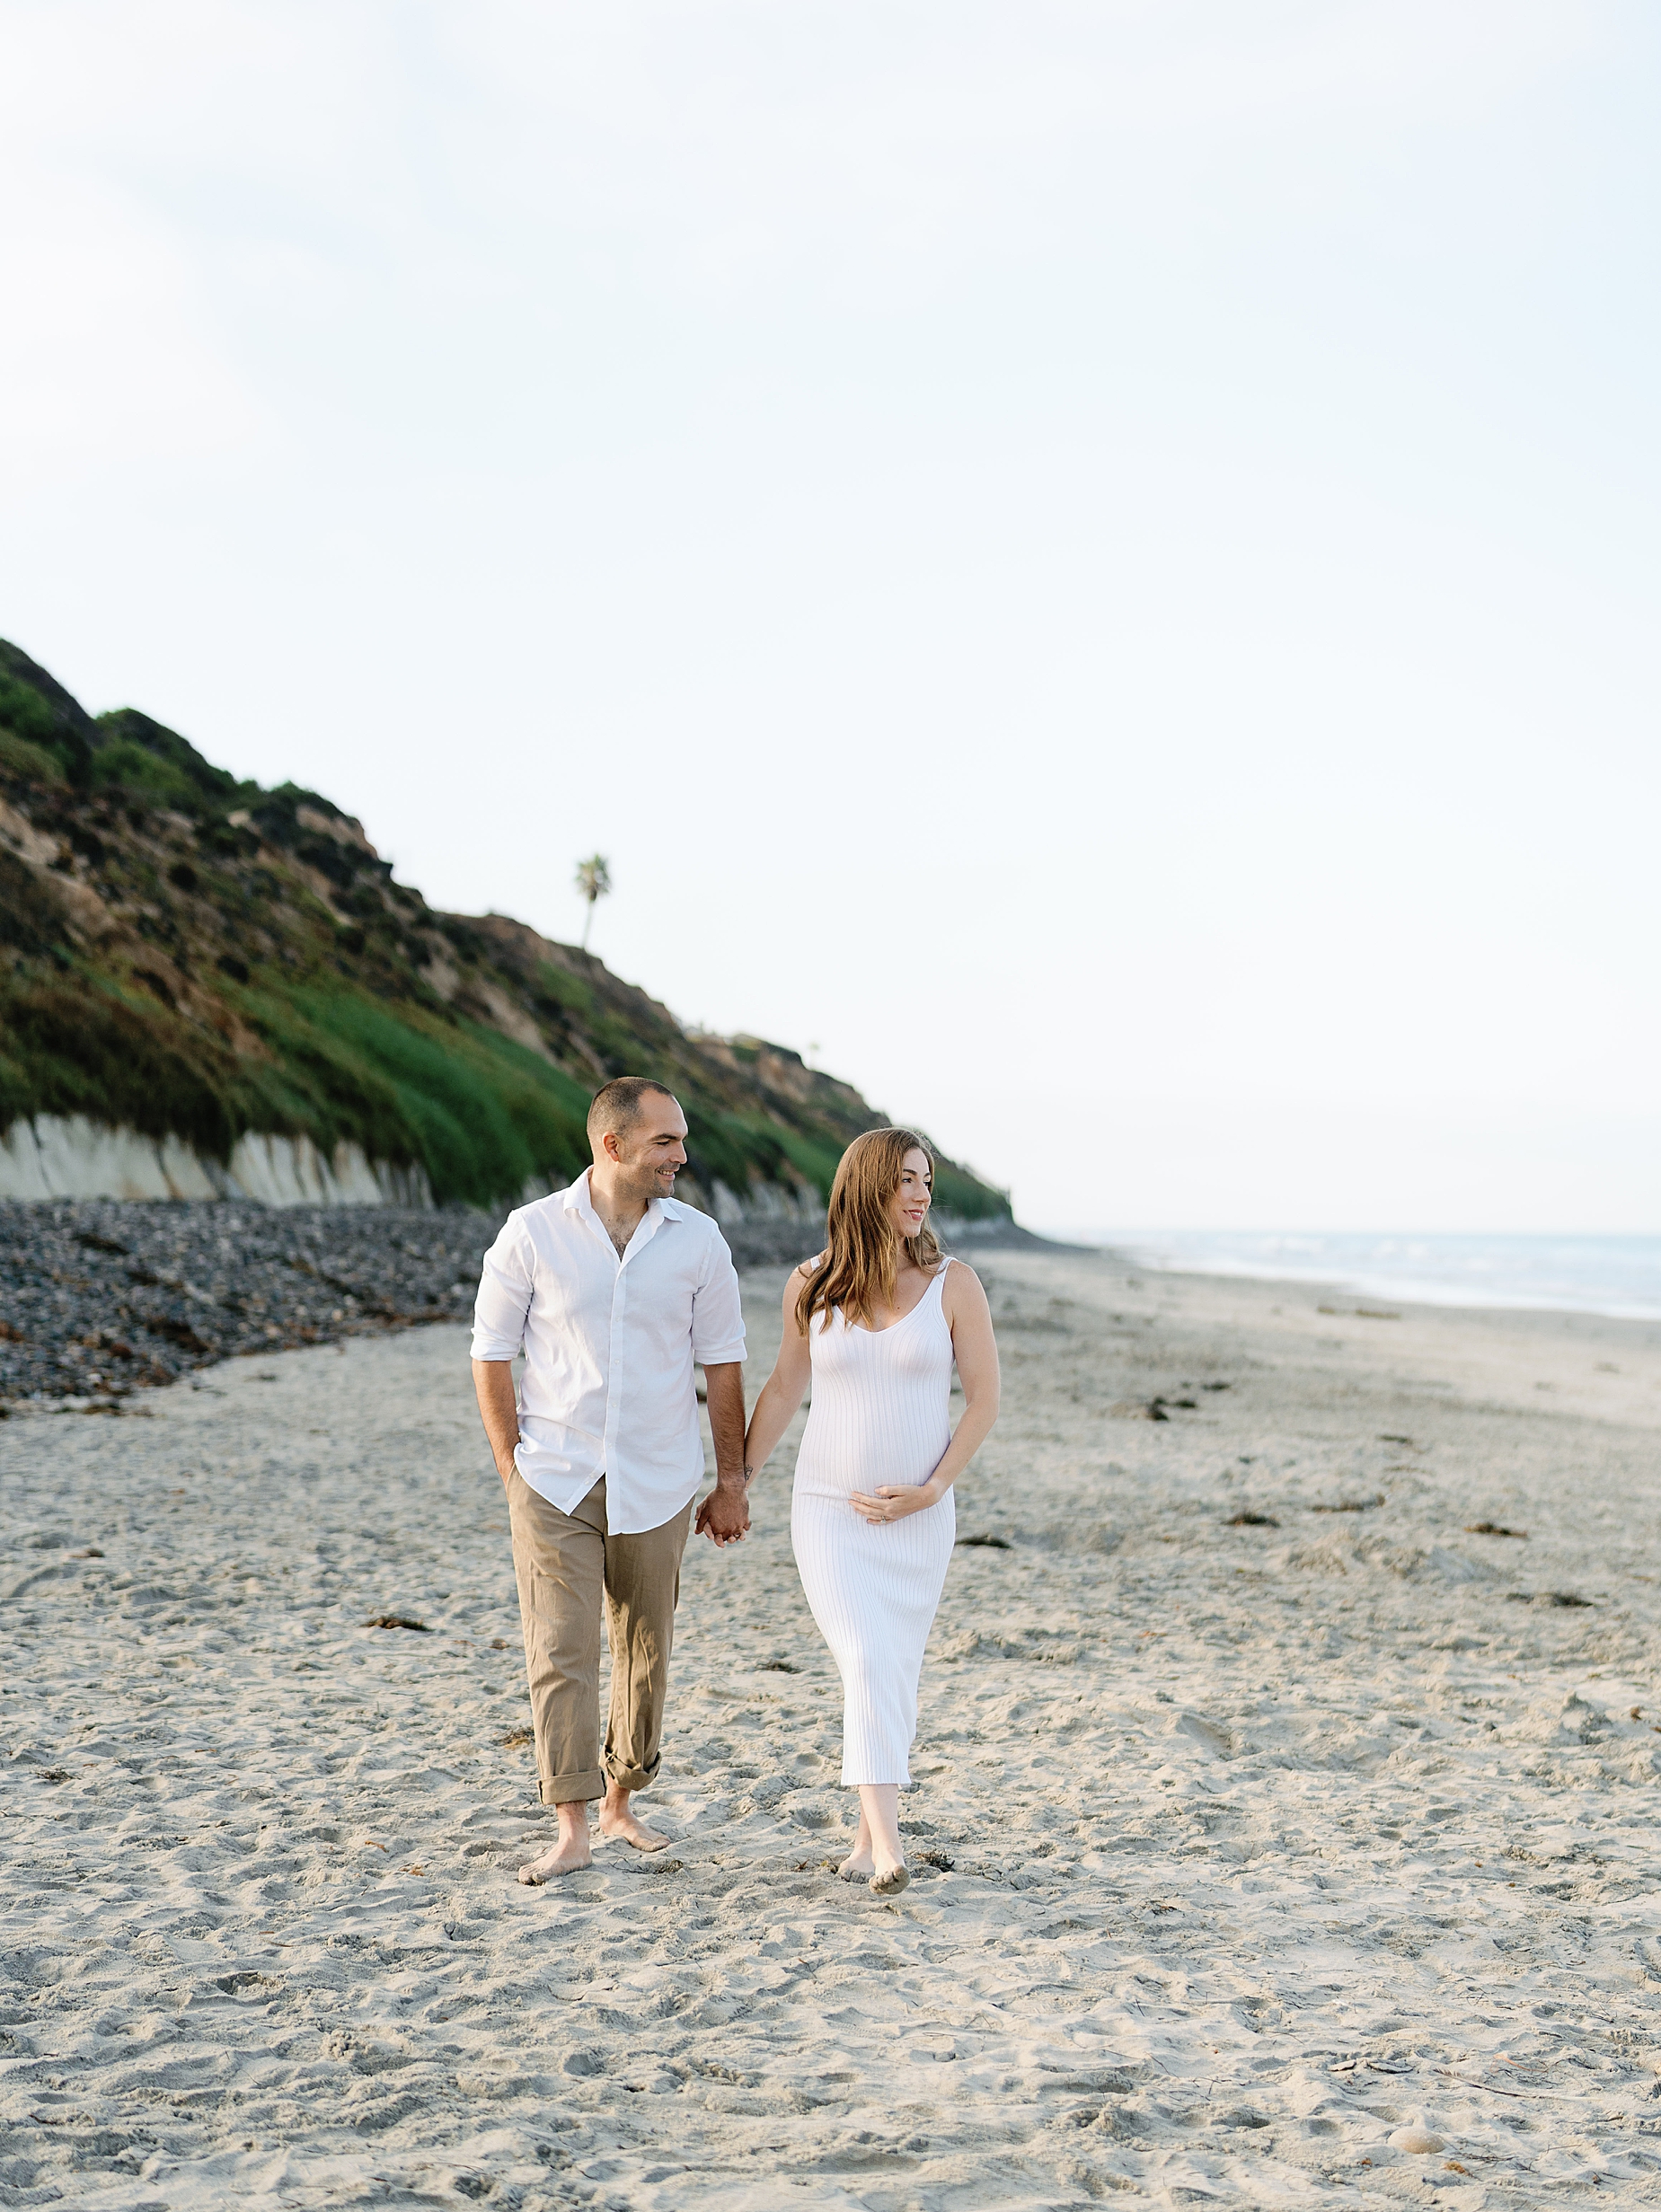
[689,1232,747,1367]
[471,1218,535,1362]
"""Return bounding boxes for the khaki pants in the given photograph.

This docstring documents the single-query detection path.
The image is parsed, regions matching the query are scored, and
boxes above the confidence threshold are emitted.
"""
[508,1471,692,1806]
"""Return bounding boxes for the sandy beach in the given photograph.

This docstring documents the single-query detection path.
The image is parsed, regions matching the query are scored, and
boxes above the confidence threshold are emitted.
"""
[5,1242,1661,2209]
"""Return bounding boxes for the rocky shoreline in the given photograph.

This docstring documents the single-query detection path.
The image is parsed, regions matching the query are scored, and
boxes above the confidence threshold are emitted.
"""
[0,1199,1055,1407]
[0,1199,499,1406]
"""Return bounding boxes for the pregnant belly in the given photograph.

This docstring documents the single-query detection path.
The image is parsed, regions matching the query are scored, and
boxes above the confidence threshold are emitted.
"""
[792,1406,951,1498]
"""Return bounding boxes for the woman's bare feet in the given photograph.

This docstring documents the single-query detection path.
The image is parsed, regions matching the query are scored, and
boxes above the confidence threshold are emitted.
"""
[839,1800,877,1880]
[852,1783,906,1896]
[596,1782,670,1853]
[518,1802,591,1885]
[834,1793,912,1890]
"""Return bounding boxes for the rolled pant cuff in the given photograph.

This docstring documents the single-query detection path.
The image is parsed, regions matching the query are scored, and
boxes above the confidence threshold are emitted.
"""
[540,1767,606,1806]
[604,1756,660,1794]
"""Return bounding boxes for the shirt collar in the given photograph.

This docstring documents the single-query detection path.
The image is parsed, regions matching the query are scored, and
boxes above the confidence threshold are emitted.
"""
[564,1167,674,1257]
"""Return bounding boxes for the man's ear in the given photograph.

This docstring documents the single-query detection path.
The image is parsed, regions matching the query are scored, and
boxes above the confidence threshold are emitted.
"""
[600,1128,624,1164]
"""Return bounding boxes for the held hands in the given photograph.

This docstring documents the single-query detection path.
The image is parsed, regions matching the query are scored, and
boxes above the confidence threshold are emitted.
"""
[695,1472,751,1547]
[849,1481,941,1527]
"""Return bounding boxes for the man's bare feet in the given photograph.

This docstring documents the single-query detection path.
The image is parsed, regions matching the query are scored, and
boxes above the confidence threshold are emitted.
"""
[518,1802,591,1885]
[517,1832,591,1885]
[596,1783,671,1853]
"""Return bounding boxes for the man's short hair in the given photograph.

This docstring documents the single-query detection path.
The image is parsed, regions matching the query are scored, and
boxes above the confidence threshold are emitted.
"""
[587,1077,679,1144]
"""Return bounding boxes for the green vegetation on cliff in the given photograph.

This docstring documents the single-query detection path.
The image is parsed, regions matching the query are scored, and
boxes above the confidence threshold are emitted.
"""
[0,641,1009,1217]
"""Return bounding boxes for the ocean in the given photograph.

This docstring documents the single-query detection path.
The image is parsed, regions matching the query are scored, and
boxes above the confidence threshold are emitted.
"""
[1065,1230,1661,1323]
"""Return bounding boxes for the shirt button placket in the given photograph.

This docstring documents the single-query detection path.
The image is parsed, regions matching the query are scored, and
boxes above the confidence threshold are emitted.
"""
[605,1263,626,1489]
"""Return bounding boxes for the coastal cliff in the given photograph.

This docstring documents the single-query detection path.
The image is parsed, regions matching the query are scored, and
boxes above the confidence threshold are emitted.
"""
[0,641,1006,1220]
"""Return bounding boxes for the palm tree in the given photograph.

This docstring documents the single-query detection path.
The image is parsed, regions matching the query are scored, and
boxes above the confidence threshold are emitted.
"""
[575,853,612,951]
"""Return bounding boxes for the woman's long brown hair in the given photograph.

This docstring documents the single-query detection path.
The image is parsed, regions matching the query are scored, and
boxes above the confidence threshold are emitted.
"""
[796,1128,941,1335]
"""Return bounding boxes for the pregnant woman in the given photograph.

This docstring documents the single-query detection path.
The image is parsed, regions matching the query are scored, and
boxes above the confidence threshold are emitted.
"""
[743,1128,1000,1895]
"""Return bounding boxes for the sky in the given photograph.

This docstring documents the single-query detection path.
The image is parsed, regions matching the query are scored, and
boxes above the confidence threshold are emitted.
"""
[2,0,1657,1234]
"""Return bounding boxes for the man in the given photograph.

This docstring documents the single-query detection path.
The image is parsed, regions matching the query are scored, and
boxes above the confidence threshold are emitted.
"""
[471,1077,750,1884]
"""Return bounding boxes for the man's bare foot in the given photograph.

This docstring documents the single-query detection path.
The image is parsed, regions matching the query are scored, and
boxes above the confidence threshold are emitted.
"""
[870,1862,909,1896]
[517,1832,591,1885]
[597,1802,671,1853]
[596,1782,673,1853]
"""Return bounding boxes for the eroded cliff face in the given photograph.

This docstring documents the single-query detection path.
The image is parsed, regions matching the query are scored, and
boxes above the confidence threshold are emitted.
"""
[0,642,1008,1218]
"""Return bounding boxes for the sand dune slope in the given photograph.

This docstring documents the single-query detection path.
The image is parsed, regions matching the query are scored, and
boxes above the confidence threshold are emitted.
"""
[4,1248,1661,2207]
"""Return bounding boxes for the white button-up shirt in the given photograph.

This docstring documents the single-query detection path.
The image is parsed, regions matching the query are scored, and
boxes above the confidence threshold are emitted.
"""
[470,1169,747,1534]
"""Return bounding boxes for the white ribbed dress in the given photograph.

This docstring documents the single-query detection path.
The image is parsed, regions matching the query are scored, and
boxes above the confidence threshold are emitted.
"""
[791,1262,957,1786]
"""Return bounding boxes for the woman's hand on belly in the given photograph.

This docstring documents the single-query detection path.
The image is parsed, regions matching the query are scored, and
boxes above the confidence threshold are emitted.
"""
[848,1477,945,1526]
